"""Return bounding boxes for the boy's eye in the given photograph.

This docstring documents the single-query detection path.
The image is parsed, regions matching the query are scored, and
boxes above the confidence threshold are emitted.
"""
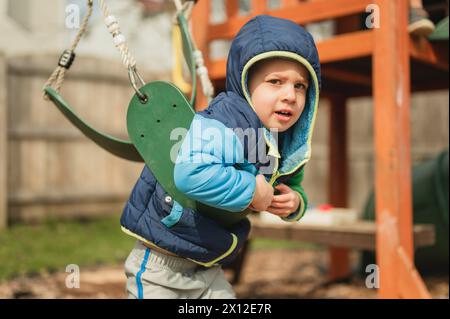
[295,83,307,90]
[267,79,281,85]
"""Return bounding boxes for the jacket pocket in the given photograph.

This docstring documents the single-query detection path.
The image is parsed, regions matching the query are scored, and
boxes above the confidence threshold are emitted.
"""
[160,200,184,228]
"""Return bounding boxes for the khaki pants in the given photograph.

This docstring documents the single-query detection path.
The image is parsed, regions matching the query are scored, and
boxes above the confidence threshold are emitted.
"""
[124,241,236,299]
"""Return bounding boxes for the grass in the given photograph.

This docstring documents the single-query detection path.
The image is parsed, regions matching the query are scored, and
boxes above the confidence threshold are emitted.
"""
[0,215,136,282]
[0,214,321,281]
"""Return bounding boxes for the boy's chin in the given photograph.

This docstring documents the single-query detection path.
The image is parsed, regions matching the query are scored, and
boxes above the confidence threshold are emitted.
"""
[265,123,292,133]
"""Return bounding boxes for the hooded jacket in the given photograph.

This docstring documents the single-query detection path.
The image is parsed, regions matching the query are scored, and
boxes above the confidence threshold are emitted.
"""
[121,15,321,267]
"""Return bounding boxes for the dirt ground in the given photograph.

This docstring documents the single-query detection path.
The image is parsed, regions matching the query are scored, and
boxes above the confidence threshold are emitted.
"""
[0,248,448,299]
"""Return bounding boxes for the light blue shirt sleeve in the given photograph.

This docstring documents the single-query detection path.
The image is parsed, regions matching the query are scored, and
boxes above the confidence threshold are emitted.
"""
[173,115,256,212]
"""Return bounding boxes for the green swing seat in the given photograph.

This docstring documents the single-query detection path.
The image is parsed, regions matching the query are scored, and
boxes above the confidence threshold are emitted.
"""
[44,14,251,227]
[429,16,449,41]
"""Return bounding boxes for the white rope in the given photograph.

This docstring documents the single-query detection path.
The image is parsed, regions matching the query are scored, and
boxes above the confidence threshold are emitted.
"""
[173,0,214,103]
[46,0,210,102]
[174,0,184,12]
[44,0,145,101]
[184,3,194,21]
[193,49,214,102]
[98,0,137,69]
[43,0,94,98]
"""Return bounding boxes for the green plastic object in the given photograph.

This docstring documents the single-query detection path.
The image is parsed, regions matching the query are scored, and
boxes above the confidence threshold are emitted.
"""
[361,149,449,274]
[177,13,197,108]
[127,81,251,228]
[44,87,143,162]
[429,16,449,41]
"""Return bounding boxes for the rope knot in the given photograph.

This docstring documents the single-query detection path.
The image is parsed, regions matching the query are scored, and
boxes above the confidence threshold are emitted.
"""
[58,50,76,69]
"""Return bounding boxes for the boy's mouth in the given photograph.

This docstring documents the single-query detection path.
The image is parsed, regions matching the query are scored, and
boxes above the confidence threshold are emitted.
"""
[274,109,292,121]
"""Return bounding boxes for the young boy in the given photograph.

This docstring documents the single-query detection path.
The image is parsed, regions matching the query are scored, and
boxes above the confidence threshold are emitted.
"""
[121,14,321,299]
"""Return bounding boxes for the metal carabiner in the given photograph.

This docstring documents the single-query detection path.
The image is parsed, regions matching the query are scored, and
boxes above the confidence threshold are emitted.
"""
[128,66,148,103]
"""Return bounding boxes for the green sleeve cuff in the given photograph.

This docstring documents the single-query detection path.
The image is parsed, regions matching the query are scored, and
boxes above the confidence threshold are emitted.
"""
[281,168,308,222]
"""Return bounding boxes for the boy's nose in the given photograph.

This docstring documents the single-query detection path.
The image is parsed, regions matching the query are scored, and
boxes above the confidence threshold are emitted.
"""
[281,84,296,103]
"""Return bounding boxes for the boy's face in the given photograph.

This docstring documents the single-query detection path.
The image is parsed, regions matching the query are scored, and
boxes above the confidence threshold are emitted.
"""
[248,58,309,132]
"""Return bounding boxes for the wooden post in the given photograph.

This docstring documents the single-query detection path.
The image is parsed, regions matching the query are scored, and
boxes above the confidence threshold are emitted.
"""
[191,0,211,111]
[0,53,7,229]
[326,14,361,282]
[373,0,430,298]
[281,0,300,7]
[328,94,350,281]
[251,0,267,14]
[226,0,239,19]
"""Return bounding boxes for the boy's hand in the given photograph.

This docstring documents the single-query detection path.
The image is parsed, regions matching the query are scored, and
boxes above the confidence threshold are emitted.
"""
[248,174,274,212]
[266,183,300,218]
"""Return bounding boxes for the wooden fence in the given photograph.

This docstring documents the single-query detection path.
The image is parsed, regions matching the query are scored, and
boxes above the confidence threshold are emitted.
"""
[3,54,169,224]
[0,53,6,228]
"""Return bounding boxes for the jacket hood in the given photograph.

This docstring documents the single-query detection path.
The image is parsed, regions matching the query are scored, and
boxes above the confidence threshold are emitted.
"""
[225,15,321,174]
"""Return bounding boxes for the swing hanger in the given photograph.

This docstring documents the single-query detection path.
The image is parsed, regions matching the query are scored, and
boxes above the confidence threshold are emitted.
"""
[173,0,197,22]
[99,0,148,101]
[172,0,214,103]
[128,66,148,103]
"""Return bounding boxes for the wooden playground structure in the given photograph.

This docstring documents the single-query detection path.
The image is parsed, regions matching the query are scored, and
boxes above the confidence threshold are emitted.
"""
[191,0,449,298]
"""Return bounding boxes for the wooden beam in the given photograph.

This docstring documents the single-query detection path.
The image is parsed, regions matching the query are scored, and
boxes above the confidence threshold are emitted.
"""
[322,66,373,87]
[336,13,363,34]
[209,59,227,81]
[281,0,302,7]
[225,0,239,20]
[328,95,351,281]
[410,37,449,71]
[373,0,409,298]
[206,32,447,87]
[250,219,435,251]
[208,30,374,81]
[251,0,267,14]
[373,0,429,299]
[320,89,371,99]
[328,96,349,205]
[0,53,6,229]
[318,30,374,63]
[397,246,432,298]
[191,0,211,110]
[208,0,372,40]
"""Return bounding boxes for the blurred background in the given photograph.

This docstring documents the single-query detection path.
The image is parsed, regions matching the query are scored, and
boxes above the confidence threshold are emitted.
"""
[0,0,448,298]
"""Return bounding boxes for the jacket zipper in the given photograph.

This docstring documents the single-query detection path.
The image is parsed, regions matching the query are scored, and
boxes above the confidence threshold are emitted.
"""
[262,127,308,185]
[267,145,307,185]
[269,160,280,185]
